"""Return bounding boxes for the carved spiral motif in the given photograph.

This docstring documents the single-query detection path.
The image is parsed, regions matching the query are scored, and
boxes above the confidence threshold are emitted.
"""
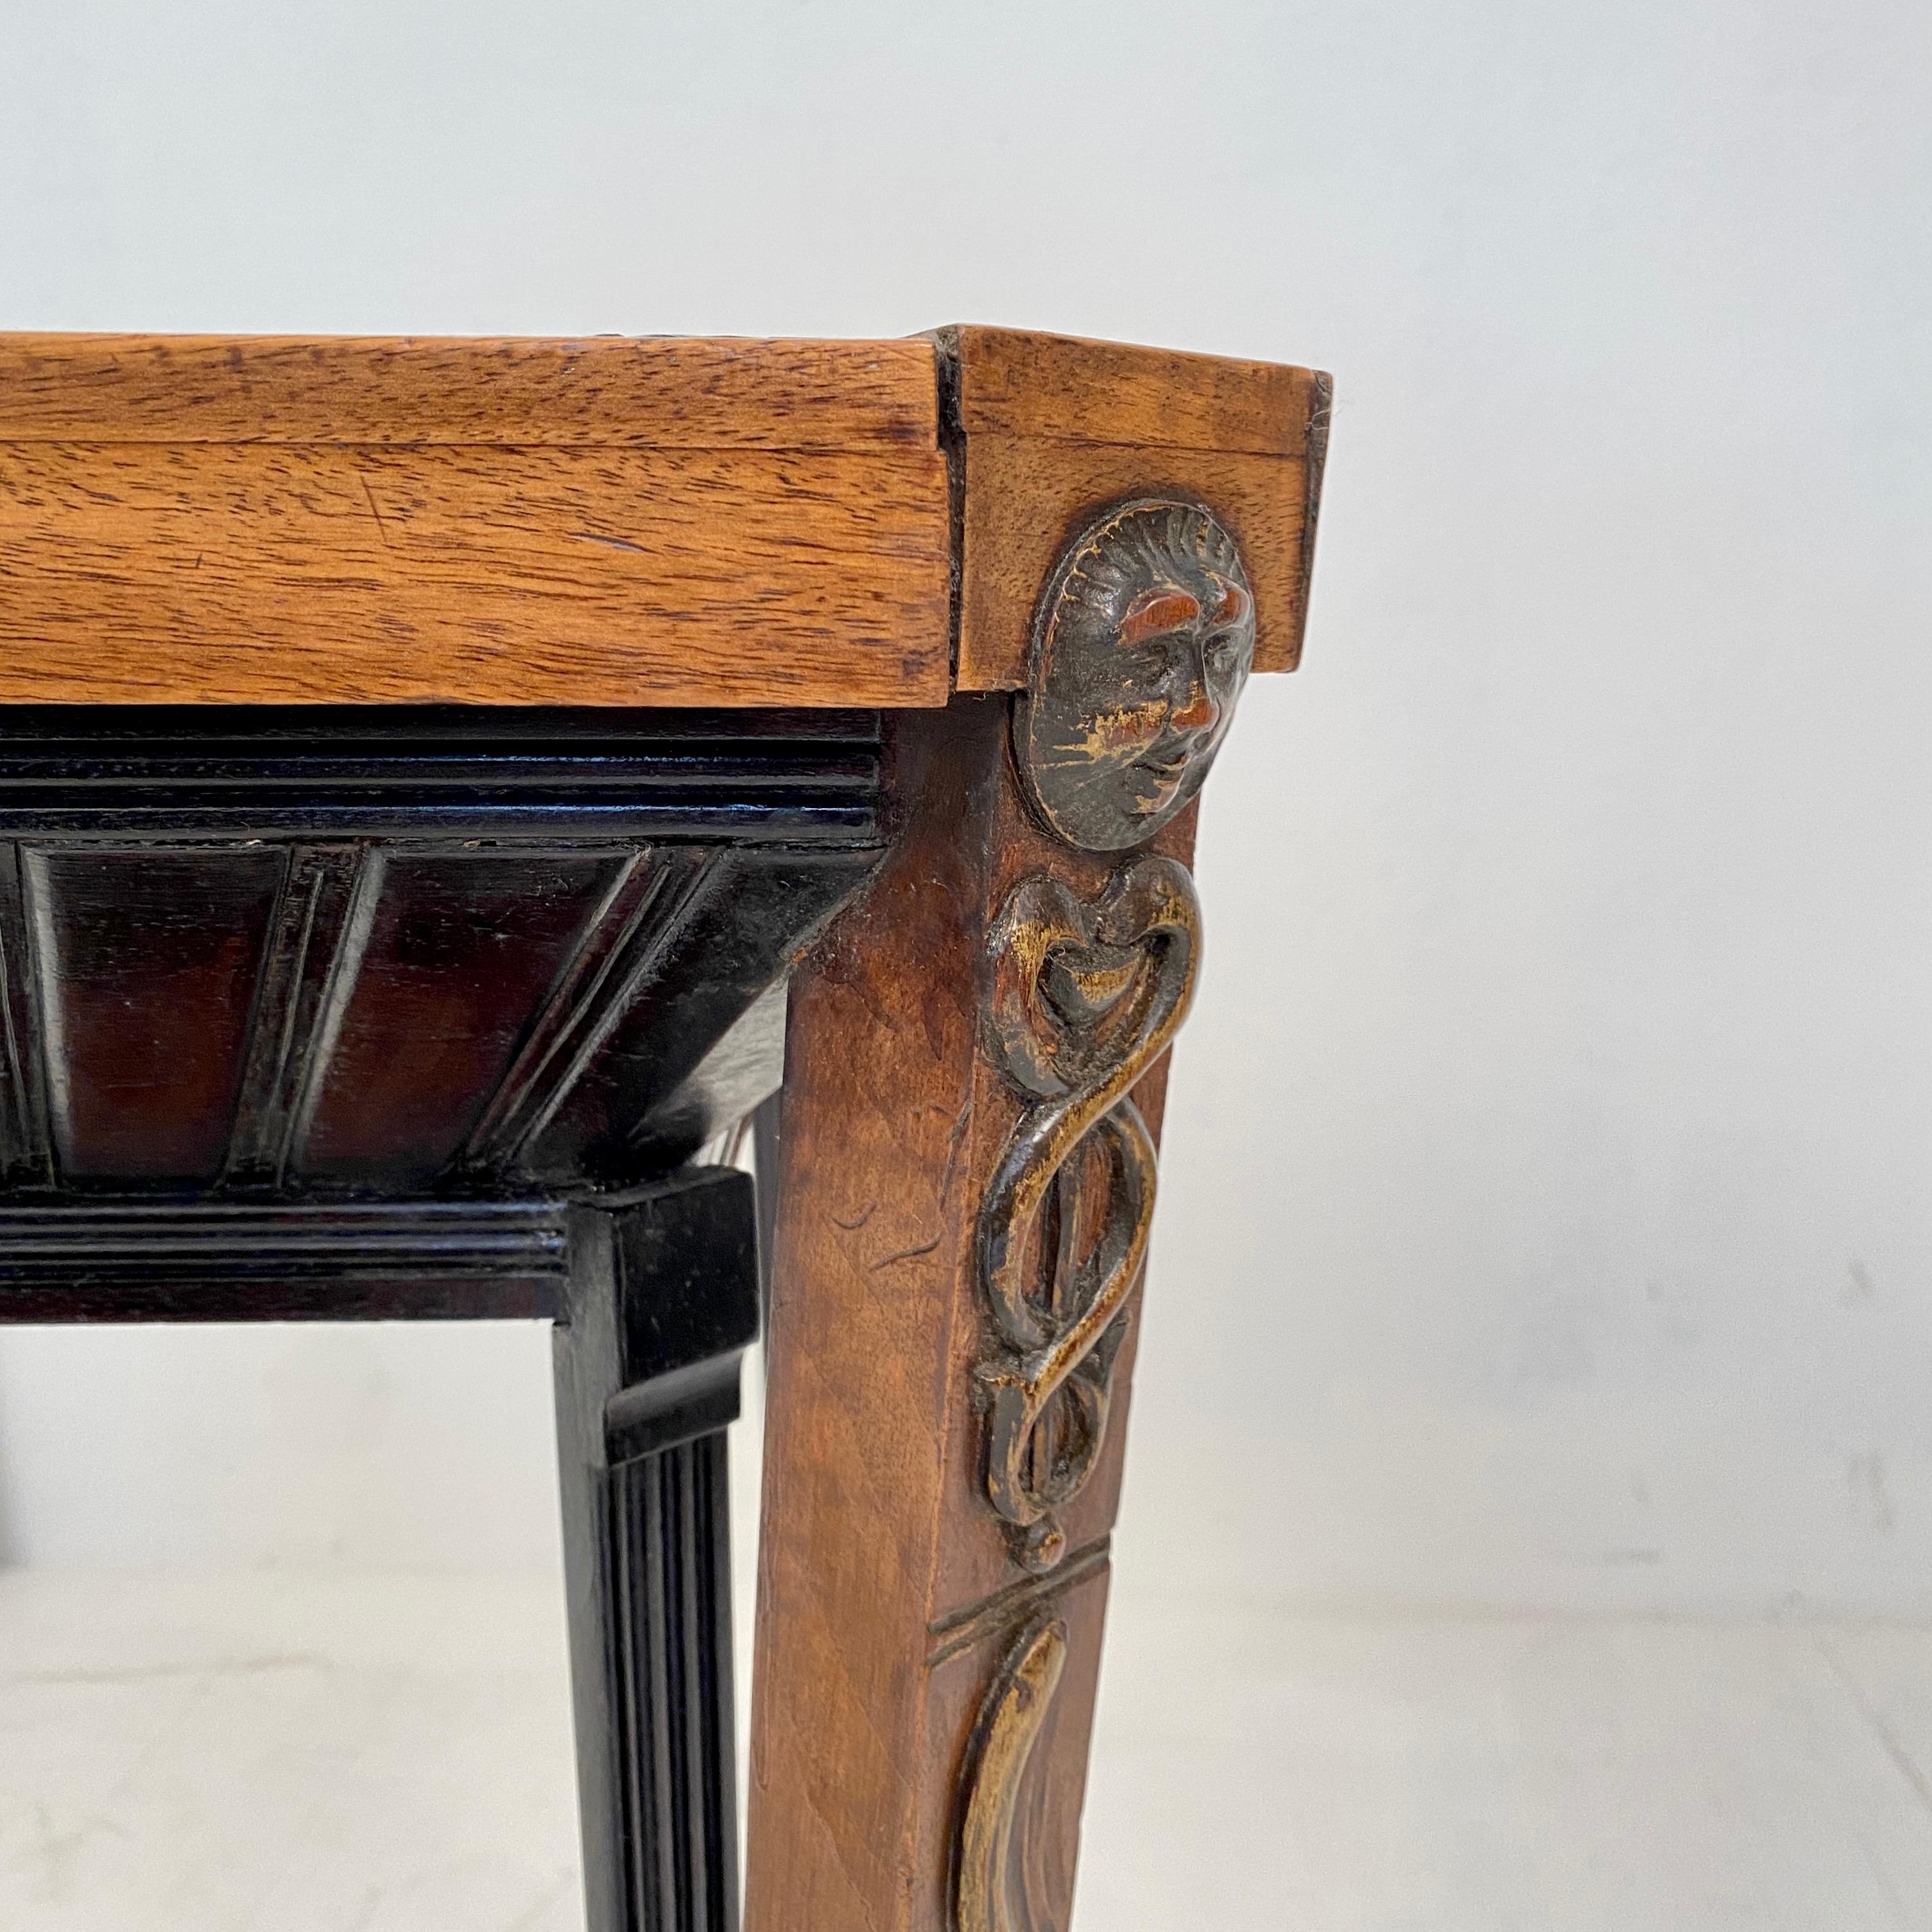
[975,852,1200,1571]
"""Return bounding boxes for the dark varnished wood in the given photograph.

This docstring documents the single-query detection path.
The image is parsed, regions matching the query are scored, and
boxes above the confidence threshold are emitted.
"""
[555,1170,759,1932]
[0,1198,568,1322]
[519,848,875,1184]
[0,844,52,1187]
[0,706,884,841]
[26,844,284,1180]
[298,848,626,1187]
[0,707,886,1203]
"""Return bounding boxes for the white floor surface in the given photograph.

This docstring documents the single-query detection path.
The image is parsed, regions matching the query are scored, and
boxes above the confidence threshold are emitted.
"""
[5,1569,1932,1930]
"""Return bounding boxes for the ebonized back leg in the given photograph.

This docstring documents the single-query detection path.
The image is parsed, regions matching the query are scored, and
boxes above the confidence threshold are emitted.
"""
[554,1170,758,1932]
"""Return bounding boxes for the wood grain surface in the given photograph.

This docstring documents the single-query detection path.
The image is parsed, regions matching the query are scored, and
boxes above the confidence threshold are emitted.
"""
[0,438,950,705]
[943,325,1329,687]
[949,323,1321,456]
[957,431,1315,694]
[746,697,1195,1932]
[0,327,1322,706]
[0,333,938,447]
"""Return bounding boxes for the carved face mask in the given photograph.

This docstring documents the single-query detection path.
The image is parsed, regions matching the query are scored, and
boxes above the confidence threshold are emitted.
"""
[1013,499,1255,852]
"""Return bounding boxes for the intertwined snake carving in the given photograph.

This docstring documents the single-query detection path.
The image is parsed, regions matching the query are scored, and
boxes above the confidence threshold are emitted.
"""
[975,851,1201,1572]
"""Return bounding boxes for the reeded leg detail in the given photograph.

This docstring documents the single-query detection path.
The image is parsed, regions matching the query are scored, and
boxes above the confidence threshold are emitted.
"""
[555,1171,758,1932]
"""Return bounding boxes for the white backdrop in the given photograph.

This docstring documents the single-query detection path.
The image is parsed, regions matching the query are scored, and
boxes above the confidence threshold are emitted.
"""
[1,0,1928,1617]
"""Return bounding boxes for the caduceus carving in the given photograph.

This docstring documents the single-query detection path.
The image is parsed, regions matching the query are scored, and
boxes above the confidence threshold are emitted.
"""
[976,851,1200,1572]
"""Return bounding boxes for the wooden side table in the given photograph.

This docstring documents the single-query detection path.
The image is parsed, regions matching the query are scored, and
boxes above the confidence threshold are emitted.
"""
[0,325,1329,1932]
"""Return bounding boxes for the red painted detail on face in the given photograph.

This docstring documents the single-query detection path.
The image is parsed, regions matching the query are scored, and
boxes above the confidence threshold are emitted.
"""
[1118,586,1202,649]
[1208,578,1253,628]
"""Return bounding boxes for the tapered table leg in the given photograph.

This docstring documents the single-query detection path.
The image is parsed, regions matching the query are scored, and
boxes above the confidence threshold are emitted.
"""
[747,702,1207,1930]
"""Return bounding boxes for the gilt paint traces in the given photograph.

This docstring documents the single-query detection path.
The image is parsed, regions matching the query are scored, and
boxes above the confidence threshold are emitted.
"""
[1013,499,1254,852]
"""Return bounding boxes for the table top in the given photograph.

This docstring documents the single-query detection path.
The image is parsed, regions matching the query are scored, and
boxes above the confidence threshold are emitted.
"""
[0,326,1327,709]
